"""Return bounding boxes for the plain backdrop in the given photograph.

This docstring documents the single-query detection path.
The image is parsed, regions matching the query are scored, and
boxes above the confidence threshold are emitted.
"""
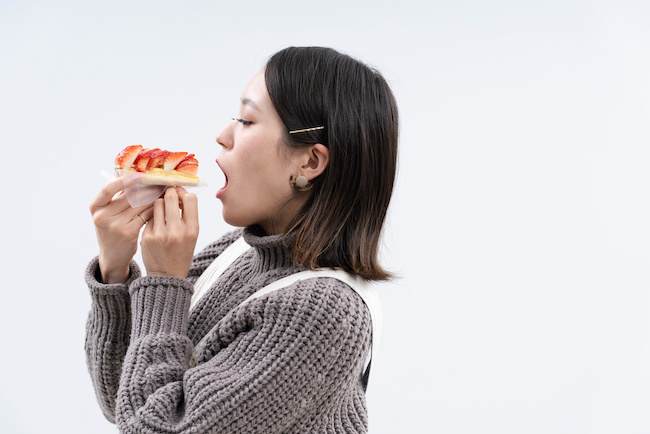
[1,0,649,433]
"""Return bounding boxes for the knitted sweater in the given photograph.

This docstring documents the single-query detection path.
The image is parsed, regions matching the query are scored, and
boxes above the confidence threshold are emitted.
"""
[84,226,372,433]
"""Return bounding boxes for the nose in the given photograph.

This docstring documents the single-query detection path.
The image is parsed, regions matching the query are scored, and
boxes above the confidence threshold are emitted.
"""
[215,121,234,150]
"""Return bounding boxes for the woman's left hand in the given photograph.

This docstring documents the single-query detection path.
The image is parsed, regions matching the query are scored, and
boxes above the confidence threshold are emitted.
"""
[141,186,199,279]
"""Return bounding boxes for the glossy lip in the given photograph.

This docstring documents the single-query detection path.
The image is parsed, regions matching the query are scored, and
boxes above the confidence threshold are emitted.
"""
[215,159,228,199]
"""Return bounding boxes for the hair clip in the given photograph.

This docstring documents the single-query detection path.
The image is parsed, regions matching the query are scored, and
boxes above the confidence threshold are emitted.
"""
[288,126,325,134]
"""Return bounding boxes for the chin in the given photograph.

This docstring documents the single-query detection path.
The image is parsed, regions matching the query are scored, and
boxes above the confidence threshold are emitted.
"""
[221,209,251,228]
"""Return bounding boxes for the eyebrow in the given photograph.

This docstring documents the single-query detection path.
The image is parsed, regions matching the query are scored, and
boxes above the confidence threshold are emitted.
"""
[240,97,260,111]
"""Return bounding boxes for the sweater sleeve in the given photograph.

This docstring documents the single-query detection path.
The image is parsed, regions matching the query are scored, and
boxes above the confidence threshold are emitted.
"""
[115,277,371,433]
[84,257,141,423]
[84,230,243,424]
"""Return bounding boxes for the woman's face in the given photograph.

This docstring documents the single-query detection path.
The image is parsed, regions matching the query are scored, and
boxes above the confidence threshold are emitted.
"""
[215,70,303,234]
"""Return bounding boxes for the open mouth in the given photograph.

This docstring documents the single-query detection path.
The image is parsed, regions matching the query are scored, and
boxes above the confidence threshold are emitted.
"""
[216,160,228,198]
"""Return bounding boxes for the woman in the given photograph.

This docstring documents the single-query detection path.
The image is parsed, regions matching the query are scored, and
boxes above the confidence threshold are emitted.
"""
[86,46,398,433]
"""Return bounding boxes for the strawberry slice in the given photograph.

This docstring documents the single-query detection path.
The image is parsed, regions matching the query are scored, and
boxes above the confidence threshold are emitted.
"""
[134,148,158,172]
[138,148,158,158]
[175,164,198,176]
[147,149,170,170]
[115,145,142,170]
[135,155,151,172]
[180,153,195,163]
[163,152,188,172]
[177,157,198,166]
[175,160,198,176]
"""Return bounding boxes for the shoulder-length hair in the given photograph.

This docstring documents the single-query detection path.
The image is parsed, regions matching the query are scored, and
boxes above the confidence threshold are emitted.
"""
[265,47,399,281]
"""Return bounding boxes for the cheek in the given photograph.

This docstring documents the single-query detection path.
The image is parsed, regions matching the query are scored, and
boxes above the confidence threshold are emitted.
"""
[252,172,291,202]
[233,160,285,204]
[248,152,291,189]
[230,136,294,195]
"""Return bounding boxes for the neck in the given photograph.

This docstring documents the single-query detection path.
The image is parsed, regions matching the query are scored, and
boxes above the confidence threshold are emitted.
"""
[258,192,311,235]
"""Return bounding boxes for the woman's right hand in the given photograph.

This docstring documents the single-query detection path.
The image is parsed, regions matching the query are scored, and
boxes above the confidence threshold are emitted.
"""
[89,176,154,284]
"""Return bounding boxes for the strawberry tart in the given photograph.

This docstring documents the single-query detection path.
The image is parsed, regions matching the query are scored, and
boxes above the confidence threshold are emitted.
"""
[114,145,203,186]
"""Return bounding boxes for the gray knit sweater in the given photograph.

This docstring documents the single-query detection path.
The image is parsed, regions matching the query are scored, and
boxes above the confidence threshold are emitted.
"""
[84,226,372,433]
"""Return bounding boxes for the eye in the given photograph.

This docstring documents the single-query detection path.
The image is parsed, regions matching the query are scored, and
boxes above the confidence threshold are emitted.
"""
[232,117,253,126]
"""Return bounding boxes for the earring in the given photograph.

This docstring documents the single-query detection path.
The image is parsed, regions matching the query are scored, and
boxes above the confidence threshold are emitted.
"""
[290,175,313,192]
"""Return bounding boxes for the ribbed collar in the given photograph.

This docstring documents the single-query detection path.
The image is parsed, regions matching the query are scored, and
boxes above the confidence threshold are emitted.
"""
[242,225,297,272]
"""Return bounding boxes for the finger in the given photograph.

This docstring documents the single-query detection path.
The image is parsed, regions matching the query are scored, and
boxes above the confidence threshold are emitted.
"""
[121,202,153,230]
[142,210,154,236]
[91,175,147,217]
[152,196,166,228]
[138,206,155,224]
[107,195,149,223]
[129,213,149,227]
[129,200,154,216]
[164,187,181,224]
[177,188,198,227]
[175,186,187,211]
[108,192,136,216]
[90,177,127,211]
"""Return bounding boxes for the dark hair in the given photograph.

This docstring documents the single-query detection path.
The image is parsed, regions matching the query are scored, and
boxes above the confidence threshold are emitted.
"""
[265,47,398,280]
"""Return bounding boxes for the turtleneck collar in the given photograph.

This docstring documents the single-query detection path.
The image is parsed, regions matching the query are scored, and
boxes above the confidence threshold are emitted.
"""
[242,225,297,272]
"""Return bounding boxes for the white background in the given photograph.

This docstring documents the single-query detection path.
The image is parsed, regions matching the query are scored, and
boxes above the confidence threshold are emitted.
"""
[1,0,649,433]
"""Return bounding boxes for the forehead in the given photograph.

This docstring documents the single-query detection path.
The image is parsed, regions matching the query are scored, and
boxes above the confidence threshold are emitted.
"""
[240,70,270,111]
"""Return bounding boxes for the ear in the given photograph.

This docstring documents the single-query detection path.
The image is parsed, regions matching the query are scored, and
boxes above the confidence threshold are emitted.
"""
[298,144,329,180]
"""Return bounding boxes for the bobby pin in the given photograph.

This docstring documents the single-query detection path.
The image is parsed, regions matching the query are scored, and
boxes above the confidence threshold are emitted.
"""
[288,126,325,134]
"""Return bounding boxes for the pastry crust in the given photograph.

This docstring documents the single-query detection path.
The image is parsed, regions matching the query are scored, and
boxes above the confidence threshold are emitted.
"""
[116,169,204,187]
